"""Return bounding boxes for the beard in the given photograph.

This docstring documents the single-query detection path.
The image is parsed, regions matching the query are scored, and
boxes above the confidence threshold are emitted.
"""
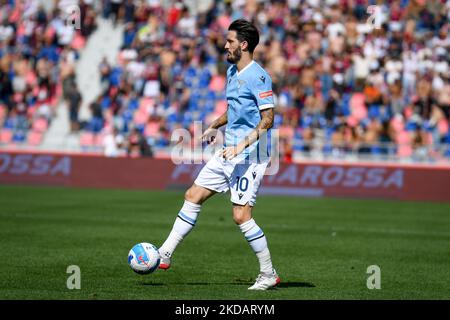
[226,47,242,64]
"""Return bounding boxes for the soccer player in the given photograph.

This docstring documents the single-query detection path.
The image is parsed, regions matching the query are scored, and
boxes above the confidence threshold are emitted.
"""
[158,19,280,290]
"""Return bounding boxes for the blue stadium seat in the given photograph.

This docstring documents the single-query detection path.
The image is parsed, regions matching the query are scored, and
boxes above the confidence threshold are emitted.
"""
[128,98,139,111]
[368,105,381,119]
[89,117,104,133]
[101,96,111,109]
[12,131,26,142]
[322,143,333,155]
[405,121,418,131]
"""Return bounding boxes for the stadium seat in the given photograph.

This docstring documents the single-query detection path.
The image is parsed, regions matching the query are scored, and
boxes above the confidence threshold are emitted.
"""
[445,148,450,158]
[405,121,418,131]
[27,105,37,118]
[71,32,86,50]
[396,131,411,144]
[26,71,37,86]
[27,131,43,146]
[396,131,412,157]
[346,115,359,127]
[80,131,95,147]
[144,122,160,137]
[397,145,413,157]
[426,132,433,145]
[403,106,414,120]
[438,119,449,136]
[215,100,227,114]
[133,110,149,126]
[0,129,13,144]
[279,125,294,140]
[350,93,368,121]
[139,98,155,112]
[0,104,6,119]
[94,132,106,147]
[12,131,26,143]
[121,109,133,123]
[368,105,381,119]
[32,118,48,133]
[390,116,405,132]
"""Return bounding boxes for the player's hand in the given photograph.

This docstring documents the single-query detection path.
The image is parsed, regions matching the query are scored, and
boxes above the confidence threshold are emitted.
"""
[220,144,245,161]
[201,127,216,145]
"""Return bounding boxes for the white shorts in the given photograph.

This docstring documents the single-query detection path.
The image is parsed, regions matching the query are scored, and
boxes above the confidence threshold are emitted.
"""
[194,154,268,206]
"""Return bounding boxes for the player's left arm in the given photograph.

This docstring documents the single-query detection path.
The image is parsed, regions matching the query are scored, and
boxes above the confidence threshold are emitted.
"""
[222,108,274,160]
[222,72,274,160]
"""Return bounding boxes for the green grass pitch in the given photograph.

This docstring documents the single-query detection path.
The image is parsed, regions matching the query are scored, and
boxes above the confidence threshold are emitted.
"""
[1,185,449,300]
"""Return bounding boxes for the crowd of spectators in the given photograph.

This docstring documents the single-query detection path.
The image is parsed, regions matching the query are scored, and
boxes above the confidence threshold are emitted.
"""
[0,0,97,146]
[2,0,449,163]
[83,0,450,162]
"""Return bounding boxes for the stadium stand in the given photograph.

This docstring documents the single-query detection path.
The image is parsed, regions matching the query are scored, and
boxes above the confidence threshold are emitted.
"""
[0,0,97,149]
[1,0,449,163]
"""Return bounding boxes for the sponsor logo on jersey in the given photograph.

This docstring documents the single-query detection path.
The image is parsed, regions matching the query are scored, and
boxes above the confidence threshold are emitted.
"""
[259,90,273,99]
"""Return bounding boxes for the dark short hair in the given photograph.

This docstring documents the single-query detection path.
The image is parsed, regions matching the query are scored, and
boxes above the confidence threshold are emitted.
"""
[228,19,259,53]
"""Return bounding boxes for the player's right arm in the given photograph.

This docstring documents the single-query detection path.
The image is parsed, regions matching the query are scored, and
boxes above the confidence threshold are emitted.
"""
[201,111,228,144]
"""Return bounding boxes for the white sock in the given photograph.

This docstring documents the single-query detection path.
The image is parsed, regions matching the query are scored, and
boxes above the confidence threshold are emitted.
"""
[239,218,273,274]
[256,248,273,275]
[159,200,201,258]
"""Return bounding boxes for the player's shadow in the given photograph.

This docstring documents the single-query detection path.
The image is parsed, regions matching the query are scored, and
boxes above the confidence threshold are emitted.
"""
[141,281,315,288]
[277,281,315,288]
[232,278,315,288]
[140,282,166,286]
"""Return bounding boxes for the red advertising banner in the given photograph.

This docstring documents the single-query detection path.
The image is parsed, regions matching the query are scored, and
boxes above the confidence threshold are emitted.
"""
[1,151,449,202]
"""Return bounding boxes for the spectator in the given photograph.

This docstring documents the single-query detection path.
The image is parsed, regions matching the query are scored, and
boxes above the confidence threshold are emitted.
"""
[110,0,122,26]
[68,85,82,133]
[104,126,125,157]
[127,127,153,157]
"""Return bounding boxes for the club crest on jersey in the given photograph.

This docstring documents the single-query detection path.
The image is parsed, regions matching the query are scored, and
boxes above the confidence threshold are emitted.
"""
[259,90,273,99]
[238,79,246,89]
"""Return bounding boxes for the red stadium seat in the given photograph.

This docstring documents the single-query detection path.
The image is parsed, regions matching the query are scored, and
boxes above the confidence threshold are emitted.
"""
[391,117,405,132]
[396,131,411,144]
[144,122,160,137]
[133,110,149,126]
[438,119,449,135]
[139,98,155,111]
[350,93,367,121]
[397,145,413,157]
[209,75,225,92]
[27,131,43,146]
[71,33,86,50]
[215,100,227,114]
[26,71,37,86]
[346,115,358,127]
[32,118,48,133]
[279,125,294,140]
[0,129,13,144]
[396,131,412,157]
[27,105,37,118]
[80,132,95,147]
[94,133,106,146]
[0,104,6,119]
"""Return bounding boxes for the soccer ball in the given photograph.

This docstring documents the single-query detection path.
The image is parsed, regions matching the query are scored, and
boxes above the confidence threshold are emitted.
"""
[128,242,160,275]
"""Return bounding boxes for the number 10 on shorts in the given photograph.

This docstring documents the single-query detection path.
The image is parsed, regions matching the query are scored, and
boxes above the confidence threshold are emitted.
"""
[236,176,249,192]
